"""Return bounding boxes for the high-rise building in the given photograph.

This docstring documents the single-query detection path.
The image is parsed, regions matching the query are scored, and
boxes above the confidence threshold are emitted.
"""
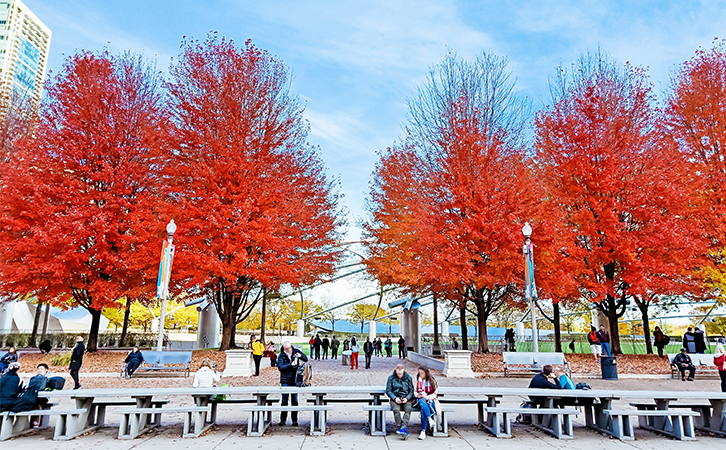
[0,0,51,109]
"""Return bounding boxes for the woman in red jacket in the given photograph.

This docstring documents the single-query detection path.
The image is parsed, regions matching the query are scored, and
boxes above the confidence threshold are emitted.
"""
[715,343,726,393]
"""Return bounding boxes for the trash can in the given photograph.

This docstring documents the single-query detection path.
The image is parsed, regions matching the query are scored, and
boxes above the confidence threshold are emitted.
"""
[342,350,351,366]
[601,356,618,380]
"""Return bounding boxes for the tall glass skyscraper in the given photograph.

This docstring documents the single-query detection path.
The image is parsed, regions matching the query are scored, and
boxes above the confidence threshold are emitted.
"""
[0,0,51,110]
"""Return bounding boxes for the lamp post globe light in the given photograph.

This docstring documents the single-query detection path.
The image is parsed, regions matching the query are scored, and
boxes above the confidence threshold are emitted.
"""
[522,222,539,353]
[156,219,177,351]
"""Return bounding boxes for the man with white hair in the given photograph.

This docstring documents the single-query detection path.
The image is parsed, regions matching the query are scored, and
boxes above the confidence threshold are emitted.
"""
[276,340,308,426]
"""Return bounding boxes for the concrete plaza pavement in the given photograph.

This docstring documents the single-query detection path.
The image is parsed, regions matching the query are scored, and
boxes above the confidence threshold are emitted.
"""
[7,353,726,449]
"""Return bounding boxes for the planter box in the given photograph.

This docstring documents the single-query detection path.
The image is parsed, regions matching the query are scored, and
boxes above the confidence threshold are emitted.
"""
[443,350,475,378]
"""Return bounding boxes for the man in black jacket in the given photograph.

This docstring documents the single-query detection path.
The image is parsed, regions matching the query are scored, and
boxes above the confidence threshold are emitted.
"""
[330,336,340,359]
[386,364,414,439]
[124,347,145,378]
[363,337,374,369]
[276,341,308,426]
[673,348,696,381]
[69,336,85,389]
[528,365,561,407]
[0,362,22,412]
[322,336,330,359]
[313,335,322,360]
[398,336,406,359]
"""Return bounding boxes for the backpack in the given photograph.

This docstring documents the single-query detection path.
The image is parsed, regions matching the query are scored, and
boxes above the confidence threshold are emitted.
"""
[296,360,312,387]
[663,335,671,346]
[515,401,532,425]
[588,331,598,344]
[575,382,591,390]
[46,376,66,391]
[10,375,44,412]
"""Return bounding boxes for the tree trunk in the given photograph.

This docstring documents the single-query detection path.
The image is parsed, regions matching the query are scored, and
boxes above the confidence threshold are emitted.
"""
[475,300,489,353]
[119,300,132,347]
[87,308,103,352]
[40,303,50,343]
[639,301,653,355]
[29,300,43,347]
[553,302,562,353]
[219,313,236,351]
[603,305,622,355]
[260,289,267,343]
[459,304,468,350]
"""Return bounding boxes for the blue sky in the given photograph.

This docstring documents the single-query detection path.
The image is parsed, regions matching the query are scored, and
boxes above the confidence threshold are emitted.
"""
[22,0,726,313]
[26,0,726,240]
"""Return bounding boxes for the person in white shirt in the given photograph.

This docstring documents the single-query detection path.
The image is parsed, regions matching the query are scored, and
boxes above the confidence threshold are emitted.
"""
[193,358,221,388]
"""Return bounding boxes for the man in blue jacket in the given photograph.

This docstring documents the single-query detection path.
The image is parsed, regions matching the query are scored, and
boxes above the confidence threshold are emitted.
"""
[386,364,414,439]
[277,341,308,426]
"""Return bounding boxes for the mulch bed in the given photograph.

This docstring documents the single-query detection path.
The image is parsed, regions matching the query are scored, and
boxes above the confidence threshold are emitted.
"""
[471,352,672,375]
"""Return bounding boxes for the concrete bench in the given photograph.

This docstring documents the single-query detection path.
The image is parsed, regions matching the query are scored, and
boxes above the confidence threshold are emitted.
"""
[115,406,210,439]
[503,352,572,377]
[0,408,87,441]
[439,398,493,427]
[483,406,578,439]
[125,351,193,377]
[362,403,454,437]
[603,409,699,441]
[87,399,169,428]
[241,405,332,437]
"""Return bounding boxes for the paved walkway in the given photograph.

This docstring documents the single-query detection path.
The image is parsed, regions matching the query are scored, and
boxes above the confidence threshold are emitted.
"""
[7,353,726,449]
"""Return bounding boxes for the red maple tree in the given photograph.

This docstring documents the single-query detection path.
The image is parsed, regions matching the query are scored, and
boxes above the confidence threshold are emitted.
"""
[0,52,169,351]
[535,54,710,353]
[165,35,343,350]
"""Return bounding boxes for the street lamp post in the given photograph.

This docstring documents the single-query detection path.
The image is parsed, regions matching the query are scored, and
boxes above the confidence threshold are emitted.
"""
[156,219,177,352]
[522,222,539,353]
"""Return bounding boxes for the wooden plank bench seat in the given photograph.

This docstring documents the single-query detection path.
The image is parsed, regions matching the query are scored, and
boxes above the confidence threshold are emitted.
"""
[88,399,170,428]
[362,403,454,437]
[241,405,333,437]
[603,409,699,441]
[0,408,87,441]
[482,407,578,439]
[114,406,210,439]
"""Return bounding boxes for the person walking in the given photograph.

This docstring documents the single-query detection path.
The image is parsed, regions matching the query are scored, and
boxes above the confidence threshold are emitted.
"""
[386,364,414,439]
[587,326,601,362]
[330,336,340,359]
[313,334,322,360]
[674,348,696,381]
[0,346,18,375]
[714,343,726,393]
[597,325,611,357]
[350,337,360,370]
[363,337,374,369]
[414,367,440,440]
[123,346,144,378]
[277,341,308,426]
[385,337,392,357]
[694,326,706,354]
[398,335,406,359]
[683,327,697,353]
[322,335,330,359]
[193,359,221,387]
[250,335,265,376]
[653,326,667,358]
[69,336,84,389]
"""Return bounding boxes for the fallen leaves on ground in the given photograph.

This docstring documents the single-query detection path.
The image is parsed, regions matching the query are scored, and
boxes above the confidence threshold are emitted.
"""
[471,352,672,375]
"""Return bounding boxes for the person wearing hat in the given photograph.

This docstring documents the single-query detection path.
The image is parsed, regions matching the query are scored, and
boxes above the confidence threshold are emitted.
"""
[673,348,696,381]
[0,362,22,411]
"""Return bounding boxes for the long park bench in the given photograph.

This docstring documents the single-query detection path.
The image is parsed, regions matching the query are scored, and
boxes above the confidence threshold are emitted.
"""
[503,352,572,377]
[668,354,720,379]
[362,403,454,437]
[86,399,170,428]
[115,405,211,439]
[483,406,579,439]
[241,405,332,436]
[0,408,87,441]
[123,351,193,377]
[208,396,280,425]
[603,408,699,441]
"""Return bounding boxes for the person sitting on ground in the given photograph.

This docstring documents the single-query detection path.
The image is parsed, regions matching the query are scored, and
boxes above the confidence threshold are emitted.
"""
[0,346,18,374]
[123,346,144,378]
[587,326,601,362]
[386,363,414,440]
[0,362,22,412]
[714,343,726,393]
[673,348,696,381]
[553,367,575,389]
[38,340,52,354]
[193,358,221,388]
[414,366,440,440]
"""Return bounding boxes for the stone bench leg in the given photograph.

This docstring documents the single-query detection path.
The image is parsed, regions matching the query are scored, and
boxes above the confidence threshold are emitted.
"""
[672,415,695,440]
[246,411,268,437]
[611,415,634,441]
[0,415,15,441]
[310,410,326,436]
[369,410,386,436]
[432,411,448,437]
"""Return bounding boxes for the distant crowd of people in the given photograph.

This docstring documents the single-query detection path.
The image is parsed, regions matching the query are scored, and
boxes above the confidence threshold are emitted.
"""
[306,334,405,362]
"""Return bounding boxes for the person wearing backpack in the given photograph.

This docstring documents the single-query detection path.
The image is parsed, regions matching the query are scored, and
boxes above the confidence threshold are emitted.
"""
[714,343,726,392]
[277,341,308,426]
[587,326,601,362]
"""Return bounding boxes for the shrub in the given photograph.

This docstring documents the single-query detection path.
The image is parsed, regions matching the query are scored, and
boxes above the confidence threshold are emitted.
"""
[50,352,72,366]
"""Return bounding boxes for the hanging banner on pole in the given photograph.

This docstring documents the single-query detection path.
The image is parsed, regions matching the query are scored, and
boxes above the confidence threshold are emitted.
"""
[156,240,175,299]
[524,242,537,300]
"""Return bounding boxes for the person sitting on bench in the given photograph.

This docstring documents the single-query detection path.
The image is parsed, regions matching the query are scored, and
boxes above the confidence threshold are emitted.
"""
[528,365,561,407]
[0,362,22,412]
[386,363,414,440]
[123,347,145,378]
[674,348,696,381]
